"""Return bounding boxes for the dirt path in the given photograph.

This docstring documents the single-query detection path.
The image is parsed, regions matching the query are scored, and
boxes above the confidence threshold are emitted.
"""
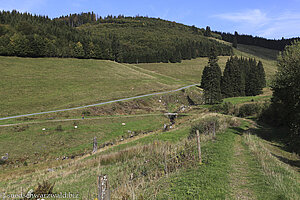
[229,134,255,200]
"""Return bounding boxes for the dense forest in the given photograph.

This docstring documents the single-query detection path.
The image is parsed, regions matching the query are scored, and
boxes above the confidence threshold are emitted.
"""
[215,31,300,51]
[0,10,232,63]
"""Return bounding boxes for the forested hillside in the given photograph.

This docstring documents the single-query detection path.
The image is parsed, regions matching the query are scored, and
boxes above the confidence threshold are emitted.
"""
[216,31,299,51]
[0,11,232,63]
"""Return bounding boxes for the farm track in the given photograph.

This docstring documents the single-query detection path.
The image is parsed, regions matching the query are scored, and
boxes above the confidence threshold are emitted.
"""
[0,113,203,127]
[0,84,198,121]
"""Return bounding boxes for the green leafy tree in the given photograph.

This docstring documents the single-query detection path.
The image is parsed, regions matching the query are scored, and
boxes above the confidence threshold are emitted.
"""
[74,42,85,58]
[271,41,300,138]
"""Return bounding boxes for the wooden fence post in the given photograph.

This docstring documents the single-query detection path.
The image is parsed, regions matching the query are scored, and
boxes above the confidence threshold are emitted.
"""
[93,137,97,153]
[213,121,216,139]
[196,130,202,164]
[97,175,110,200]
[164,151,168,177]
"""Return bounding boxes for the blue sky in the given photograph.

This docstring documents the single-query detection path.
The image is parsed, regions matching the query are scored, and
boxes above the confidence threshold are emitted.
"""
[1,0,300,39]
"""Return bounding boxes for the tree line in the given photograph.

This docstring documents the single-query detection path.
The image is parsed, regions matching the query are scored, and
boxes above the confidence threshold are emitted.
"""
[201,52,266,104]
[0,10,232,63]
[215,31,299,51]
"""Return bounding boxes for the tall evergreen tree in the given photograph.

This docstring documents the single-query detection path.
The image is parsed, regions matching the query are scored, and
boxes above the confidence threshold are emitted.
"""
[246,58,262,96]
[257,61,266,89]
[201,48,222,104]
[204,26,212,37]
[221,56,244,97]
[232,36,237,48]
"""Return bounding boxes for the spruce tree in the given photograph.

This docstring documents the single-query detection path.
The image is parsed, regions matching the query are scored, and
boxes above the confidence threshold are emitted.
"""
[201,48,222,104]
[232,36,237,48]
[246,58,262,96]
[204,26,212,37]
[257,61,266,89]
[221,56,244,97]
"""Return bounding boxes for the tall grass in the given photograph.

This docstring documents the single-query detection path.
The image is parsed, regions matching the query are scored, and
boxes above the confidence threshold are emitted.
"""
[243,134,300,199]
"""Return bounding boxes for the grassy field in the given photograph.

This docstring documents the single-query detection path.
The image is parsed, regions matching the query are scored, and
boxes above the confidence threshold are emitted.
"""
[237,44,279,60]
[134,56,230,84]
[0,56,185,118]
[0,114,169,163]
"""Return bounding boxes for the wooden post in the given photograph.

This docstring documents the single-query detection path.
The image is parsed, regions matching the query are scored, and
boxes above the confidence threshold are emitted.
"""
[164,151,168,177]
[97,175,110,200]
[213,121,216,139]
[196,130,202,164]
[93,137,97,153]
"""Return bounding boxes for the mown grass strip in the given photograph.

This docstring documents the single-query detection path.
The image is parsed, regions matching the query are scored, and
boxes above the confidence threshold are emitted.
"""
[153,125,247,199]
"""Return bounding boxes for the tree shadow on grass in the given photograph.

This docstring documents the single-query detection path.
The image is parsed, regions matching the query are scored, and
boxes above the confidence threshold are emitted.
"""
[246,120,291,151]
[230,127,246,136]
[271,153,300,172]
[244,120,300,171]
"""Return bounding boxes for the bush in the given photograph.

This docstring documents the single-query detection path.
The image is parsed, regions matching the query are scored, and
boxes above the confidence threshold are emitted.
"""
[237,103,262,117]
[189,117,220,139]
[0,160,5,165]
[55,125,63,131]
[24,180,55,200]
[209,102,238,115]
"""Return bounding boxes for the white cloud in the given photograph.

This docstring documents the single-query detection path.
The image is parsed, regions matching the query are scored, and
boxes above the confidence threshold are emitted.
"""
[214,9,300,39]
[214,9,269,27]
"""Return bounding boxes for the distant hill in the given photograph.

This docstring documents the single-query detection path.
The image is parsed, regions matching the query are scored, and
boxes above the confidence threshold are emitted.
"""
[0,11,232,63]
[215,31,299,51]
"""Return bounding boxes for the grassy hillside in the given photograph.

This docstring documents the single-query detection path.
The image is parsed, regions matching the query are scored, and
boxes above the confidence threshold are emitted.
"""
[0,42,278,119]
[0,56,186,117]
[237,44,279,60]
[132,56,229,84]
[133,44,277,86]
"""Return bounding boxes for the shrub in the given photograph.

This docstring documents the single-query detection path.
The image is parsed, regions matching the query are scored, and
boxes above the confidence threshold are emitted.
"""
[55,125,63,131]
[237,103,262,117]
[189,117,220,139]
[0,160,5,165]
[209,102,238,115]
[82,110,91,116]
[24,180,55,200]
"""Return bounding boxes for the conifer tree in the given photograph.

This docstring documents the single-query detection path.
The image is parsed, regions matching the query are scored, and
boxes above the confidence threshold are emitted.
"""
[221,56,244,97]
[257,61,266,89]
[232,36,237,48]
[204,26,212,37]
[201,48,222,104]
[246,58,262,96]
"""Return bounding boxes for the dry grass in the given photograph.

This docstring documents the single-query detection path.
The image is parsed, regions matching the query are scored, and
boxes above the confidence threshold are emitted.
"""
[243,134,300,199]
